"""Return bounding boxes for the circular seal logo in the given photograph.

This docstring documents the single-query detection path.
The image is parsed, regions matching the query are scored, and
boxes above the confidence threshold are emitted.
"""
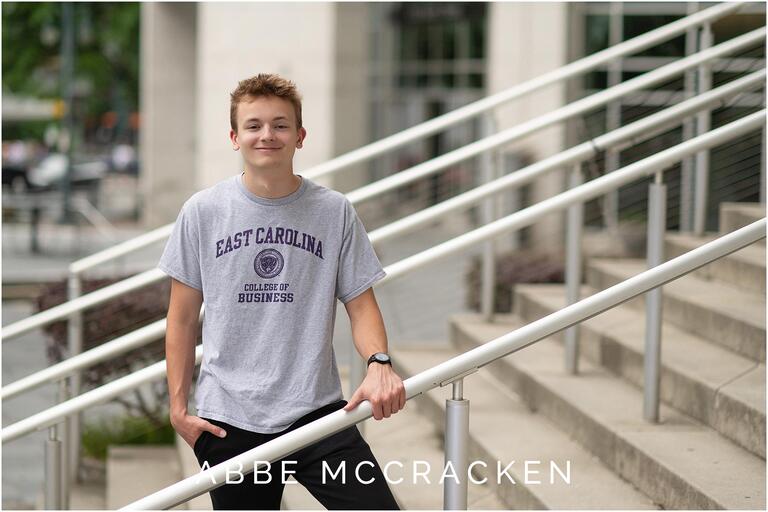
[254,249,284,279]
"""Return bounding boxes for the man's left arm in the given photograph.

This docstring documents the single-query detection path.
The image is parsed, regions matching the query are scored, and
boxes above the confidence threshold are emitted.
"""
[342,288,406,420]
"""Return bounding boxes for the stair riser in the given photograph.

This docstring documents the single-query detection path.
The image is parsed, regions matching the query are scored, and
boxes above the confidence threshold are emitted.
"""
[665,240,765,295]
[397,373,547,510]
[586,266,766,362]
[720,207,766,242]
[451,322,726,510]
[515,291,766,459]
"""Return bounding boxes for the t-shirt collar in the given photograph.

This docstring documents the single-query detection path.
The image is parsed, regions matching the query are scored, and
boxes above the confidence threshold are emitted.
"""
[235,172,307,206]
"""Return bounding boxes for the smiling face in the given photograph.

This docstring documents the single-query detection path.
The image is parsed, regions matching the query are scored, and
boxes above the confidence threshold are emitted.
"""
[230,95,306,173]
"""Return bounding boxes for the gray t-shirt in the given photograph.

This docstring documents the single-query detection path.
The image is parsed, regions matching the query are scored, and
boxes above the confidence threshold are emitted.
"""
[158,173,386,433]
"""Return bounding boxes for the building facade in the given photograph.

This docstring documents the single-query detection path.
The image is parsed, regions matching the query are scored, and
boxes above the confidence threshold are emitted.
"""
[140,2,764,247]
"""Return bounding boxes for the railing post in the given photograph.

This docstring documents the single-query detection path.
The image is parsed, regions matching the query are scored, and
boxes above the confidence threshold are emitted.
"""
[760,123,766,206]
[644,172,666,423]
[67,271,82,483]
[45,425,63,510]
[680,2,699,232]
[693,22,713,236]
[503,154,522,252]
[564,164,584,375]
[58,378,71,508]
[443,379,469,510]
[480,113,499,322]
[603,1,624,235]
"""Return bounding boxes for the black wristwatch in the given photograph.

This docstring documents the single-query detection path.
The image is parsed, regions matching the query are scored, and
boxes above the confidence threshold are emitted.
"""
[367,352,392,367]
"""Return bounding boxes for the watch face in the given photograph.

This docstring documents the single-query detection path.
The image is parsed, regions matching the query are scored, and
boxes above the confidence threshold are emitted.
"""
[374,353,390,363]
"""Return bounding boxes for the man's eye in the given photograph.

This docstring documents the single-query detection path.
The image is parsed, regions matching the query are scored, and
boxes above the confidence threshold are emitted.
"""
[276,125,287,129]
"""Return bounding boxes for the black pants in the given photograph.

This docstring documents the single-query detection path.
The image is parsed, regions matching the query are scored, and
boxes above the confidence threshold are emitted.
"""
[193,400,400,510]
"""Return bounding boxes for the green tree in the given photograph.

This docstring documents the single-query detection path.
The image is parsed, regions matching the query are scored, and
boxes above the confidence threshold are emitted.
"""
[2,2,139,136]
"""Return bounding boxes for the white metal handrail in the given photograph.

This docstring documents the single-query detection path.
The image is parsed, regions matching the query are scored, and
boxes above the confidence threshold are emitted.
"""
[2,320,165,401]
[3,108,762,443]
[121,219,766,510]
[0,307,204,400]
[69,224,173,275]
[2,71,762,401]
[301,1,743,182]
[369,69,766,244]
[382,111,764,277]
[60,1,743,278]
[1,343,203,443]
[345,27,765,205]
[1,268,167,340]
[3,26,763,344]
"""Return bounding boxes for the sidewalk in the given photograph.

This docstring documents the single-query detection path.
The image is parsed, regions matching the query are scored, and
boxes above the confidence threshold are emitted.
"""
[2,221,161,286]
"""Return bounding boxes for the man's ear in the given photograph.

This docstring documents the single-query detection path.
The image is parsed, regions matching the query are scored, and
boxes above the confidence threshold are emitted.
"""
[229,129,240,151]
[296,127,307,149]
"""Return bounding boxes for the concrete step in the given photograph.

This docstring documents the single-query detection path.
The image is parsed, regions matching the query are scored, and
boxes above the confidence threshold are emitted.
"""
[69,481,108,510]
[665,233,765,295]
[106,445,187,509]
[451,314,765,509]
[720,202,766,239]
[176,373,506,510]
[587,258,766,362]
[390,341,658,510]
[33,481,107,511]
[514,284,766,459]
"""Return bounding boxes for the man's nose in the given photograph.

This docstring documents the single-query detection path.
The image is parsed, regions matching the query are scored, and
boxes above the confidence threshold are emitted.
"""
[260,125,275,140]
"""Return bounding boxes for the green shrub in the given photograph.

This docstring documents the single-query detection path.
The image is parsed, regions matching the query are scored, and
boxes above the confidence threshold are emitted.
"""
[81,414,176,460]
[466,250,565,313]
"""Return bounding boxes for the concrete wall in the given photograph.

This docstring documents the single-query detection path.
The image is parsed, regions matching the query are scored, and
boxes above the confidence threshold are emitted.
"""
[140,3,198,228]
[486,2,570,249]
[141,3,371,225]
[331,3,370,193]
[196,2,337,191]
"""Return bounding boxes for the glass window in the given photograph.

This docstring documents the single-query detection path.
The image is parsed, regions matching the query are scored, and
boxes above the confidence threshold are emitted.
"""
[624,15,684,57]
[585,14,610,54]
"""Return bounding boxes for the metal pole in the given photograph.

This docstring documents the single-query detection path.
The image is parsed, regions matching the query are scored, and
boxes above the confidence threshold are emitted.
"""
[604,1,624,235]
[67,272,83,483]
[31,206,41,254]
[644,173,666,422]
[564,164,584,374]
[444,379,469,510]
[760,123,765,206]
[45,425,63,510]
[504,154,522,252]
[480,114,499,322]
[58,379,70,508]
[693,22,713,235]
[680,2,699,232]
[59,1,75,224]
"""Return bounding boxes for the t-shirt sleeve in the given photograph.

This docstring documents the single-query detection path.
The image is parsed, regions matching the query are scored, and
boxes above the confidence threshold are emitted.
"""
[158,200,203,291]
[335,201,386,304]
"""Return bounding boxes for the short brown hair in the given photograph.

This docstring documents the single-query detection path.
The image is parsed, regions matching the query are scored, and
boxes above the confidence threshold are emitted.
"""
[229,74,303,132]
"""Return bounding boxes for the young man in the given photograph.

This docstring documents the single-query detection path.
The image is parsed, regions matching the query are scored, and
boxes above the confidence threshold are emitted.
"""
[159,74,403,510]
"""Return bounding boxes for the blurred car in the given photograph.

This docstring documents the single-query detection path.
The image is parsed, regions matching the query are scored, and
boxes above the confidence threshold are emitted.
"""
[26,153,109,191]
[109,144,139,175]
